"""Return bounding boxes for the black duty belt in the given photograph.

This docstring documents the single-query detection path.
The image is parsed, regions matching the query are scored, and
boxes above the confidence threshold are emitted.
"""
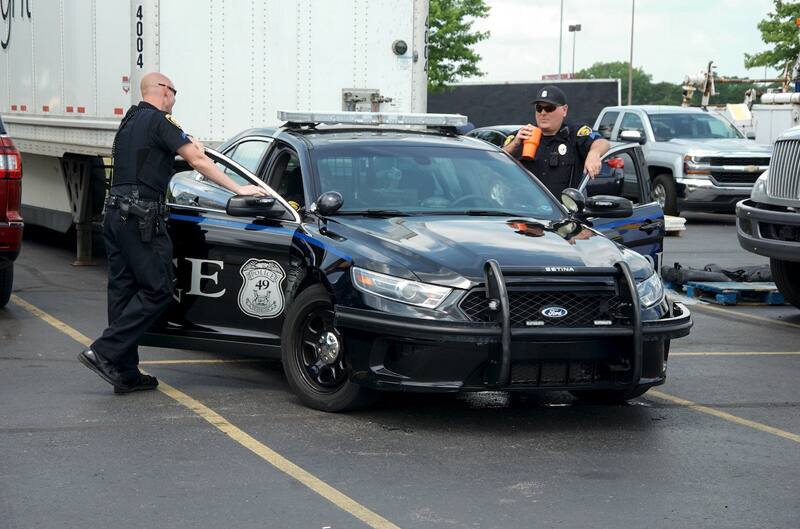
[105,195,168,216]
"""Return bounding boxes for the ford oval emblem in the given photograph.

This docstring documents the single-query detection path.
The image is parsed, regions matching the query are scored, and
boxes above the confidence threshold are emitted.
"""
[541,306,568,318]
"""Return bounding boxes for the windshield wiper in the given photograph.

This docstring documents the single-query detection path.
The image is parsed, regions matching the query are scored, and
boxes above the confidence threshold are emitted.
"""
[462,209,521,216]
[338,209,411,217]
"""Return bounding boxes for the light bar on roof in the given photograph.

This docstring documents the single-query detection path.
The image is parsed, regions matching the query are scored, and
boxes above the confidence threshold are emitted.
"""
[277,110,468,127]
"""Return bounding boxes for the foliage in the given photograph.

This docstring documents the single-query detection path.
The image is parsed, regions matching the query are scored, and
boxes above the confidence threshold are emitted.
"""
[428,0,491,92]
[744,0,800,72]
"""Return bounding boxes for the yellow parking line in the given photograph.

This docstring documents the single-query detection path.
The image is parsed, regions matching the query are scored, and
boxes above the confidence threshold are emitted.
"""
[10,295,401,529]
[648,390,800,444]
[140,359,267,365]
[671,352,800,356]
[691,303,800,330]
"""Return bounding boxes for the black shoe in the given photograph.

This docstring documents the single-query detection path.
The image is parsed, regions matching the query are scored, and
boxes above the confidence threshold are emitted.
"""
[114,373,159,394]
[77,349,128,390]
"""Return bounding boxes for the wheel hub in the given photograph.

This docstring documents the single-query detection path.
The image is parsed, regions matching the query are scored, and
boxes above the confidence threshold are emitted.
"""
[317,331,340,365]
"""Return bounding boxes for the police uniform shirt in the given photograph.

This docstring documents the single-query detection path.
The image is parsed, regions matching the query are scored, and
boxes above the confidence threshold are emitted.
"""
[508,122,600,197]
[112,101,191,200]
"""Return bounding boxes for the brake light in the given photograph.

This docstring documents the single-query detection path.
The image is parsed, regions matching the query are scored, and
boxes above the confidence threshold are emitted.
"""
[0,136,22,180]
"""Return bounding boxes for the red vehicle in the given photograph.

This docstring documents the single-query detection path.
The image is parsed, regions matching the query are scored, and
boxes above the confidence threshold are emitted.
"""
[0,116,23,307]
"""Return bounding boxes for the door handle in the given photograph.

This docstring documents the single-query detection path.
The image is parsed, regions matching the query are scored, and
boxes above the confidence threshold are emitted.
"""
[639,219,663,233]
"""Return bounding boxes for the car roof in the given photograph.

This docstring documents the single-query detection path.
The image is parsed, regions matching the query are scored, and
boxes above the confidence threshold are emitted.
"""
[602,105,713,115]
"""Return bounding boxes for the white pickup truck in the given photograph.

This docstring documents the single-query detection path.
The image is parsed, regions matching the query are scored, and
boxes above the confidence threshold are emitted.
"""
[594,105,772,216]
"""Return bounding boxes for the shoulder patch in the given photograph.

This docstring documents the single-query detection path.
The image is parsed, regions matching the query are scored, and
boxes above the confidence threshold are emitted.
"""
[503,134,516,147]
[577,125,593,137]
[164,113,183,129]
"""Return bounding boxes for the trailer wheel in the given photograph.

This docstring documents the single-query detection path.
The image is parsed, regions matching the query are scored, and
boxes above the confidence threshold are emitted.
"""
[0,263,12,308]
[569,385,651,403]
[281,284,378,412]
[771,258,800,309]
[652,174,678,216]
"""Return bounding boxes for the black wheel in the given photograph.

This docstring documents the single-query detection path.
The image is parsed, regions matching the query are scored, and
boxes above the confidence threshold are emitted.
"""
[280,284,377,412]
[771,258,800,309]
[652,174,678,216]
[569,385,651,403]
[0,263,13,308]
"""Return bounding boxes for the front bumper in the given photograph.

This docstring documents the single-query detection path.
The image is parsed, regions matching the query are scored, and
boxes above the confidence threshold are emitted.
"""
[736,199,800,263]
[335,262,692,392]
[679,178,751,211]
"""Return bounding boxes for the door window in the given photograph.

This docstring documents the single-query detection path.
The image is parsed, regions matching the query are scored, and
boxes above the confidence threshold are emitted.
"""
[620,112,645,135]
[227,139,272,174]
[267,150,306,208]
[585,151,643,204]
[597,112,619,139]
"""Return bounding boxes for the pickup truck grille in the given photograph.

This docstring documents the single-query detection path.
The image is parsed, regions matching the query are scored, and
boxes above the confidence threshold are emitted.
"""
[767,139,800,200]
[460,289,627,327]
[707,156,770,186]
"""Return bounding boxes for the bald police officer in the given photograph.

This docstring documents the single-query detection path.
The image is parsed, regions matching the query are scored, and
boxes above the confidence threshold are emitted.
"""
[503,85,609,197]
[78,72,265,393]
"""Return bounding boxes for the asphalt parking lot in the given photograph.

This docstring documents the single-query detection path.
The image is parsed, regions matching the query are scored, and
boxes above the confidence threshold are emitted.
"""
[2,214,799,529]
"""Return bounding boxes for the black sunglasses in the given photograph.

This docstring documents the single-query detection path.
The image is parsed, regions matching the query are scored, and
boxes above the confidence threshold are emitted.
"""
[158,83,177,96]
[535,103,558,113]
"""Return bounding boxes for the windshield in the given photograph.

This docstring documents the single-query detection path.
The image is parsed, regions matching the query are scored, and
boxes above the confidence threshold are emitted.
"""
[647,112,742,141]
[312,144,562,220]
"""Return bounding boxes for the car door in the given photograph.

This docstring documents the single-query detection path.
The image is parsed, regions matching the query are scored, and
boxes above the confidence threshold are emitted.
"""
[579,144,664,268]
[147,148,301,355]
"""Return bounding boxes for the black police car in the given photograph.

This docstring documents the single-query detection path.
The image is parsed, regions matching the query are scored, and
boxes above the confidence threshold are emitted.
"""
[142,111,691,412]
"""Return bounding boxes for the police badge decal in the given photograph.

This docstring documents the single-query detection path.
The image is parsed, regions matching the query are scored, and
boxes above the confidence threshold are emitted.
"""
[238,259,287,319]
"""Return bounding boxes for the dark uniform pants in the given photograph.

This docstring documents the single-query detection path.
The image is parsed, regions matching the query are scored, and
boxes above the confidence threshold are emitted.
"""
[91,207,173,379]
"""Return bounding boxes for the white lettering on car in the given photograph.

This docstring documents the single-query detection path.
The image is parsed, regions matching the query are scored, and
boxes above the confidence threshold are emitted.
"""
[185,258,226,298]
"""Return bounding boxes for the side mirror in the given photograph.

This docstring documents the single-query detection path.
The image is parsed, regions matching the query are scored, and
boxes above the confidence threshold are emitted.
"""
[226,195,284,218]
[560,188,586,213]
[619,129,646,144]
[583,195,633,218]
[315,191,344,216]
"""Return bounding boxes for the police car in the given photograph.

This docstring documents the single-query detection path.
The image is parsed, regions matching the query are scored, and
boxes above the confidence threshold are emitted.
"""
[142,111,692,412]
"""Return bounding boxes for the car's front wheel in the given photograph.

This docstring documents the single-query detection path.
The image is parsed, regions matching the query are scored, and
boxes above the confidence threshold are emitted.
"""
[0,262,13,308]
[281,284,377,412]
[771,258,800,309]
[569,385,651,403]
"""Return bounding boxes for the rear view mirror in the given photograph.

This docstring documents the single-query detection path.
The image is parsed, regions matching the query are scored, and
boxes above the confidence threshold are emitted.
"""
[226,195,285,218]
[583,195,633,218]
[619,130,646,144]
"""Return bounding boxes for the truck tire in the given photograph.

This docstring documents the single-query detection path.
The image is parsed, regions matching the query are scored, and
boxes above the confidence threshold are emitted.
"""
[281,284,378,412]
[0,263,12,308]
[771,258,800,309]
[569,385,651,403]
[652,174,678,216]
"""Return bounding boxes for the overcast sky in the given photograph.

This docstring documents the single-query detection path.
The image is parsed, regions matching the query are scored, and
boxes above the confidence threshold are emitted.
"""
[471,0,781,84]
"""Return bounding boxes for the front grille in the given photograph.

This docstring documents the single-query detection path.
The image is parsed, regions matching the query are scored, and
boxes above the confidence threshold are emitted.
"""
[709,156,770,166]
[767,140,800,200]
[710,171,760,185]
[460,289,627,327]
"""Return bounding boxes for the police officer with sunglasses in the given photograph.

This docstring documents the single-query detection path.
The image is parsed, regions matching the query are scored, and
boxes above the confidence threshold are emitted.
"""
[502,85,609,197]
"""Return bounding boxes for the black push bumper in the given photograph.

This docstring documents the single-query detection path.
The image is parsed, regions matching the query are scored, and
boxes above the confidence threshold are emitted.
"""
[335,261,692,392]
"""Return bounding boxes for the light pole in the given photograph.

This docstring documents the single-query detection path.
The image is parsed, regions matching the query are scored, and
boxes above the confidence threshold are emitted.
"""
[558,0,564,75]
[628,0,635,104]
[569,24,581,77]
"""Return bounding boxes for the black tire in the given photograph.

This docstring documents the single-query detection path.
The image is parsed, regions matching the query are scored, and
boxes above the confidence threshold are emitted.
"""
[652,174,678,216]
[569,385,651,403]
[771,258,800,309]
[280,284,378,412]
[0,263,13,308]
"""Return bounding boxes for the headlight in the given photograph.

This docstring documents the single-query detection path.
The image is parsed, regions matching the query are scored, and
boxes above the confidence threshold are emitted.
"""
[352,267,452,309]
[683,153,712,176]
[637,273,664,308]
[751,171,769,202]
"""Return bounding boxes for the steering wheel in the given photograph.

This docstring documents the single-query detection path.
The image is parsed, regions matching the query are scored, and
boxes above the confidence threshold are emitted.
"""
[450,194,495,207]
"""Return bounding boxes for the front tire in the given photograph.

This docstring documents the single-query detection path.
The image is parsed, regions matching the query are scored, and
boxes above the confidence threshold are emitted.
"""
[652,174,678,216]
[0,263,13,308]
[771,258,800,309]
[569,385,651,403]
[281,284,377,412]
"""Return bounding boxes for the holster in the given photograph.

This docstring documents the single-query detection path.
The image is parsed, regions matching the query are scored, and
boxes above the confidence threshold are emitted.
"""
[127,201,157,243]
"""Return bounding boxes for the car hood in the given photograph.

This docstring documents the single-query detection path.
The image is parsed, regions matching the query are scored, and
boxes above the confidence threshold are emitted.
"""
[663,138,772,155]
[325,216,651,287]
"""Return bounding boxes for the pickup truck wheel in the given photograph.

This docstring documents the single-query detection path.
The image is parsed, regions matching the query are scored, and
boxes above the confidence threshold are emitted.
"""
[569,385,651,403]
[771,258,800,309]
[281,284,378,412]
[652,174,678,216]
[0,263,13,308]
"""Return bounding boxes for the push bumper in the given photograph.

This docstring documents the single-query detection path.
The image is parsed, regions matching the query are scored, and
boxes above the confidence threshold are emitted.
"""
[335,261,692,392]
[737,199,800,263]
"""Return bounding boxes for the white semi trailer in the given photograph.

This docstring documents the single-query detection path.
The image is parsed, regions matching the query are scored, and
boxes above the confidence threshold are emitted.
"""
[0,0,429,262]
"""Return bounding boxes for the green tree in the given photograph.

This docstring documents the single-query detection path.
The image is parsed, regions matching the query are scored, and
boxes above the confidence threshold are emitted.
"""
[744,0,800,72]
[575,61,653,104]
[428,0,490,92]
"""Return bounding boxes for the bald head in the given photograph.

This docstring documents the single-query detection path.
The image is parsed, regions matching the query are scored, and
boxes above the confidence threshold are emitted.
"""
[140,72,177,112]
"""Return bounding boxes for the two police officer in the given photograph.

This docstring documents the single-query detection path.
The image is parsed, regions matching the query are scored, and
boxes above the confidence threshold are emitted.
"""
[503,85,609,197]
[78,72,265,393]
